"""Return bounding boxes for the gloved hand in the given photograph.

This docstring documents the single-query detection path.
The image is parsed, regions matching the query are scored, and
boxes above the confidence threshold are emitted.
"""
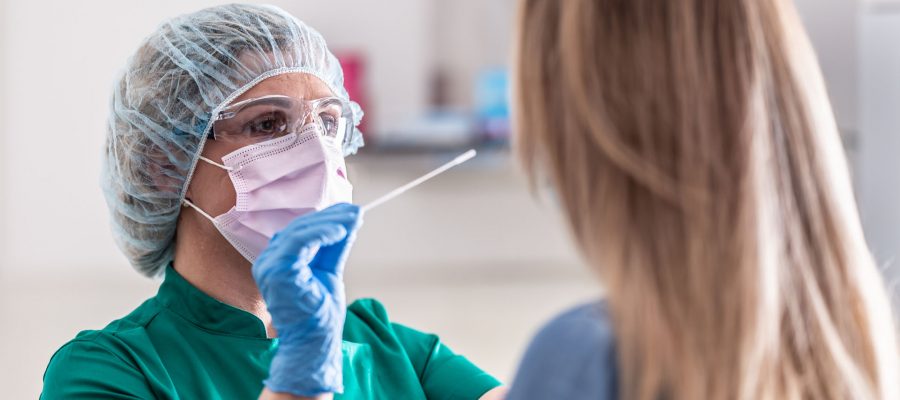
[252,203,363,397]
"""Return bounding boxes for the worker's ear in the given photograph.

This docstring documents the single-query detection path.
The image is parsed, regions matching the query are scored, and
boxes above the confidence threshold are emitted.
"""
[145,155,188,199]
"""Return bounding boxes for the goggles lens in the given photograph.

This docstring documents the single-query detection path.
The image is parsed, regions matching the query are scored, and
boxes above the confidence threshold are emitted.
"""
[212,95,354,148]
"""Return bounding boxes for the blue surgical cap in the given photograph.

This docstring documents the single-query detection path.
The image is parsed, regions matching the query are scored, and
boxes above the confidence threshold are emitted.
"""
[103,4,364,277]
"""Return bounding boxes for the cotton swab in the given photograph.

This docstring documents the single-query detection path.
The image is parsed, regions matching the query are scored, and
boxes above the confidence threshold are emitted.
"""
[361,149,477,213]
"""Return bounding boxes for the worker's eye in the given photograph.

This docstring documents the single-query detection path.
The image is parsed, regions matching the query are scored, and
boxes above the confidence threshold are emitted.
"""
[319,113,338,137]
[244,111,289,138]
[315,101,343,138]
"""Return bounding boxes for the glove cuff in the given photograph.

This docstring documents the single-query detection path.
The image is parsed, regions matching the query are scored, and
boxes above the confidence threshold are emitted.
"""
[264,339,344,395]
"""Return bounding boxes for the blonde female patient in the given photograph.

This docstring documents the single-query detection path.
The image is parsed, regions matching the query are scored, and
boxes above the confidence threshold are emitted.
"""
[504,0,899,399]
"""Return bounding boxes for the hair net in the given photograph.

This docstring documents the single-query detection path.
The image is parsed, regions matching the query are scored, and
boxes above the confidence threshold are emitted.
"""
[104,4,364,277]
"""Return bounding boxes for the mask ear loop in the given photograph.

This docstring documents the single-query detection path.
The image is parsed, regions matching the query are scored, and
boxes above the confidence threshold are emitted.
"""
[199,155,237,171]
[182,198,218,223]
[181,155,239,222]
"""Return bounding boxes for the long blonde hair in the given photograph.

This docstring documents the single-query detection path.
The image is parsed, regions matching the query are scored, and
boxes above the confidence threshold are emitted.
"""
[513,0,899,398]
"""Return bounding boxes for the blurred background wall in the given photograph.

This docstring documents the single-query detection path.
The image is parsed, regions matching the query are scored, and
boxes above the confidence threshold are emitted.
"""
[859,0,900,306]
[1,0,899,397]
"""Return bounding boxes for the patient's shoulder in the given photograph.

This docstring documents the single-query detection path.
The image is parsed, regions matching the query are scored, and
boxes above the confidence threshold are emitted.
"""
[533,301,614,349]
[506,301,618,400]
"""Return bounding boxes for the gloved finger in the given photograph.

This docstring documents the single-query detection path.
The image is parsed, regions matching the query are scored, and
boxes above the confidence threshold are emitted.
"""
[254,224,347,281]
[310,214,364,276]
[308,204,363,256]
[322,202,360,214]
[266,216,358,261]
[331,203,363,231]
[277,223,350,251]
[257,204,362,283]
[277,203,360,236]
[306,207,363,294]
[306,204,363,243]
[262,223,347,264]
[272,211,358,240]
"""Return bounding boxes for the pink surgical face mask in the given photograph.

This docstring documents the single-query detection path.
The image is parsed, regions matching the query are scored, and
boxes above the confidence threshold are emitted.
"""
[183,123,353,262]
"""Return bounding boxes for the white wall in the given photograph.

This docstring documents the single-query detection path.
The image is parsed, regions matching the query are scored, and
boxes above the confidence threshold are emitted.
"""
[794,0,861,132]
[0,0,9,273]
[859,1,900,302]
[2,0,224,273]
[433,0,517,107]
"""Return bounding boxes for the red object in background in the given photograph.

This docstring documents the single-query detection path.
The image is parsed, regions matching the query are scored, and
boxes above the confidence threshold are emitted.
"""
[334,51,370,136]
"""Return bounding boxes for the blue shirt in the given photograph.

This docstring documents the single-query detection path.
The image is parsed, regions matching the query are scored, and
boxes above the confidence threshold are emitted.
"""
[506,301,618,400]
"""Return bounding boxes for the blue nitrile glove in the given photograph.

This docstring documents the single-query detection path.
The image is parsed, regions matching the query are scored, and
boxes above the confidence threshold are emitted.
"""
[252,203,363,397]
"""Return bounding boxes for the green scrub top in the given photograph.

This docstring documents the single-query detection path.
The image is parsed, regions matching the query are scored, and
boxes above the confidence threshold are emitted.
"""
[41,265,500,399]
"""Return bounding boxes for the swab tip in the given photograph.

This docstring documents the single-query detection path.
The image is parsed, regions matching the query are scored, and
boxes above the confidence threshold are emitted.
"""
[455,149,477,163]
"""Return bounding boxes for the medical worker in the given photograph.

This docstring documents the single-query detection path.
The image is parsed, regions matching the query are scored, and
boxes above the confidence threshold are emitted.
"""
[505,0,899,399]
[41,4,504,400]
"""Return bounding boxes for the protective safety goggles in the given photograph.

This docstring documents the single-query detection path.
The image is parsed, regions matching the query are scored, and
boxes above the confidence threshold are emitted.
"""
[210,95,357,149]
